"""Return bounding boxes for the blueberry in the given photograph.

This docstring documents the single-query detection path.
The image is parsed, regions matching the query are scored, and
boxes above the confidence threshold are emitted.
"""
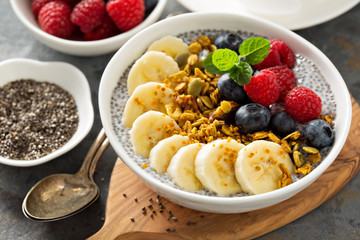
[217,73,247,104]
[304,119,334,149]
[235,103,271,134]
[269,112,295,137]
[214,33,244,52]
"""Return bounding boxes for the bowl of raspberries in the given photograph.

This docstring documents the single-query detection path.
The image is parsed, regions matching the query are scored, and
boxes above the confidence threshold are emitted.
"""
[10,0,167,56]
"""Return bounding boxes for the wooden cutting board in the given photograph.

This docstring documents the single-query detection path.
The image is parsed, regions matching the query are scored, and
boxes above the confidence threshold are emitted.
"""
[89,97,360,240]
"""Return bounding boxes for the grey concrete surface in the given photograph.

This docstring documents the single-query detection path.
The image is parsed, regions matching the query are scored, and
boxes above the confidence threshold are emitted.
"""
[0,1,359,239]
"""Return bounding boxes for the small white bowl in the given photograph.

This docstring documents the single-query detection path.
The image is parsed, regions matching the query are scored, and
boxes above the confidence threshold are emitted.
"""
[9,0,167,56]
[0,58,94,167]
[99,12,352,213]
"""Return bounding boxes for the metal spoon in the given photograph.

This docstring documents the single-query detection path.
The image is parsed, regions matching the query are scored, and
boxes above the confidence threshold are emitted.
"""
[22,129,109,221]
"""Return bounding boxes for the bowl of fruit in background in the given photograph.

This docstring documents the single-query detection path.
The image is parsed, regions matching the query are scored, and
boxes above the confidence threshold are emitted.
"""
[99,12,352,213]
[10,0,167,56]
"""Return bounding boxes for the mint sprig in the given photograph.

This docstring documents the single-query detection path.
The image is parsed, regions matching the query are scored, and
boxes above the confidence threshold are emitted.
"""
[239,37,270,65]
[203,37,270,86]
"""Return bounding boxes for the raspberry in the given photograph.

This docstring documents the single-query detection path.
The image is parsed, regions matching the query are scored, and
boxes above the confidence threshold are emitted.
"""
[84,13,119,40]
[254,39,296,70]
[71,0,105,33]
[38,1,75,38]
[284,87,322,122]
[244,70,279,107]
[254,47,281,70]
[271,39,296,68]
[32,0,53,17]
[266,65,296,100]
[106,0,145,32]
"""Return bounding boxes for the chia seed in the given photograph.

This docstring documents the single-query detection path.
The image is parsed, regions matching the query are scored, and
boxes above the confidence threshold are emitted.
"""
[0,79,78,160]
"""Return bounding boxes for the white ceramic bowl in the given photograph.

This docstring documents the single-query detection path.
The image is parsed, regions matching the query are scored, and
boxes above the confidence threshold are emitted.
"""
[99,12,352,213]
[9,0,167,56]
[0,58,94,167]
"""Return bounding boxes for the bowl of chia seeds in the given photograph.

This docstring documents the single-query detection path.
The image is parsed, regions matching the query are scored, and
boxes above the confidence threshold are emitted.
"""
[99,12,352,213]
[0,58,94,167]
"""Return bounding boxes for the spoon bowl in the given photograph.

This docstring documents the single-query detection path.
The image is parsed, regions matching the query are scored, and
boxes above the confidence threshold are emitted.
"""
[23,129,109,221]
[23,173,99,219]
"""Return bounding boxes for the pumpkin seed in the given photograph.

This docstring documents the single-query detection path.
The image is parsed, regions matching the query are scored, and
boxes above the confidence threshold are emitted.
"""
[293,143,301,152]
[175,53,190,69]
[188,78,202,97]
[293,151,306,167]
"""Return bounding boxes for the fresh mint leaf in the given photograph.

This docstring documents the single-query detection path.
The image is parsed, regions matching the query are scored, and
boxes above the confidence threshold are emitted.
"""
[202,52,227,75]
[212,49,239,71]
[229,62,253,86]
[239,37,270,65]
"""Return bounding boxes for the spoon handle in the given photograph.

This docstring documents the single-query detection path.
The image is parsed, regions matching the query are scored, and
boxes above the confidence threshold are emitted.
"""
[88,137,110,180]
[77,128,107,177]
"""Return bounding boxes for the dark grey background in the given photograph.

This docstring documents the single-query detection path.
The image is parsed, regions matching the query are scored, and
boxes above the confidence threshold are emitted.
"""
[1,1,359,239]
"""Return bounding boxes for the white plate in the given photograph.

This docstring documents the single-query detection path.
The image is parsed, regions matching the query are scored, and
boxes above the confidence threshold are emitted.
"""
[176,0,360,30]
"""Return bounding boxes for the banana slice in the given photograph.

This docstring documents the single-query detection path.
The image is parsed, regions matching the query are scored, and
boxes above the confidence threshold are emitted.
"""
[122,82,176,128]
[146,36,190,59]
[130,111,180,158]
[235,140,295,195]
[149,135,190,173]
[167,143,204,192]
[195,139,245,195]
[127,51,180,95]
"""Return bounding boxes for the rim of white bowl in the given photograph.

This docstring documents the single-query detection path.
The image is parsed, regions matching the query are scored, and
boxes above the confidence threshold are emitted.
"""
[99,12,352,206]
[9,0,168,55]
[0,58,94,167]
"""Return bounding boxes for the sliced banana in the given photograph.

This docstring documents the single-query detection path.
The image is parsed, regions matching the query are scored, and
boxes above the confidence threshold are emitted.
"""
[146,36,190,59]
[149,135,190,174]
[127,51,180,95]
[122,82,176,128]
[195,139,245,195]
[167,143,204,192]
[235,140,295,195]
[130,111,180,158]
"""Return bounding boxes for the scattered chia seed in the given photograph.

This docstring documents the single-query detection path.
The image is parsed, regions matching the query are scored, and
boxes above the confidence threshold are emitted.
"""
[200,215,205,219]
[122,193,127,197]
[148,197,152,201]
[171,228,176,232]
[148,204,152,209]
[187,220,197,226]
[134,197,138,202]
[166,228,170,232]
[152,210,156,214]
[159,210,163,213]
[159,205,166,209]
[167,217,170,221]
[0,79,78,160]
[150,214,154,218]
[130,217,135,222]
[172,217,178,222]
